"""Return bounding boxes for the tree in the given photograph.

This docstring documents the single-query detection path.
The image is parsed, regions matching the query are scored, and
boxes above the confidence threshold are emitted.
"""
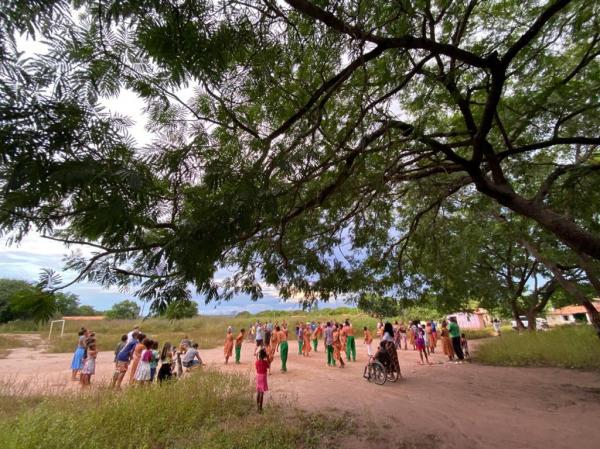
[105,300,140,320]
[357,293,399,319]
[1,1,599,313]
[77,305,99,316]
[162,300,198,320]
[0,279,32,323]
[54,292,81,316]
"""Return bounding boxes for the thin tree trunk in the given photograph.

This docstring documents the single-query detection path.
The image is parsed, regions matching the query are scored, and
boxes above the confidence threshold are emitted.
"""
[521,240,600,339]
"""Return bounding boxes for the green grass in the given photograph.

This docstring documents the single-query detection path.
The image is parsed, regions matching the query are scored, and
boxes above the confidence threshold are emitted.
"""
[476,325,600,371]
[0,370,351,449]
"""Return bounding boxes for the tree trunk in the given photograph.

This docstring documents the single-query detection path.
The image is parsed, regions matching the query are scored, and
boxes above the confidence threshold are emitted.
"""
[474,177,600,262]
[510,300,525,330]
[526,310,537,332]
[521,240,600,339]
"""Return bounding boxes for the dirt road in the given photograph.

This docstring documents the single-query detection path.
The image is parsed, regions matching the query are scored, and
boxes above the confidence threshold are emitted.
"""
[1,337,599,449]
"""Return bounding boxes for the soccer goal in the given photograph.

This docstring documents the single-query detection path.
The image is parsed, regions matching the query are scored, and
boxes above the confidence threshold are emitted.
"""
[48,320,66,339]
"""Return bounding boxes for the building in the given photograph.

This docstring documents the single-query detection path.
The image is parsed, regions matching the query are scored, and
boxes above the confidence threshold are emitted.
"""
[447,308,491,330]
[545,300,600,327]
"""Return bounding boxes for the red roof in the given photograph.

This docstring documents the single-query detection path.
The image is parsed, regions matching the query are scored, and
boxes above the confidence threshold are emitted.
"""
[548,301,600,315]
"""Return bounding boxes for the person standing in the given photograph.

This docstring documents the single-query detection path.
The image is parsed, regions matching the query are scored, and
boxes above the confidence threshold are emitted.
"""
[302,323,312,357]
[493,319,501,336]
[296,323,304,355]
[312,322,322,352]
[254,323,264,356]
[324,322,335,366]
[255,348,270,413]
[363,326,373,358]
[276,325,288,372]
[448,317,464,361]
[235,328,245,364]
[129,333,146,384]
[111,337,138,389]
[344,320,356,362]
[224,327,234,364]
[440,320,454,361]
[70,328,87,381]
[157,342,174,383]
[332,323,345,368]
[399,322,408,350]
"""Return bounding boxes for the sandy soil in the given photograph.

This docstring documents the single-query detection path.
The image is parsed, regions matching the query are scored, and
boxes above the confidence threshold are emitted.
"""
[1,336,599,449]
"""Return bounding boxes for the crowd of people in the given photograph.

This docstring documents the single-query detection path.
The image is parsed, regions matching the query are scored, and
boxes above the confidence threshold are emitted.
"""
[70,325,205,389]
[69,316,470,412]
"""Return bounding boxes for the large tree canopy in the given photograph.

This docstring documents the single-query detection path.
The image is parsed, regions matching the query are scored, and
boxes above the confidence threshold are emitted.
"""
[1,0,599,315]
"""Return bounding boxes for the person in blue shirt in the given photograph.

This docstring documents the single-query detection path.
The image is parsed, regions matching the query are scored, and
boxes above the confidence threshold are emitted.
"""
[111,339,138,389]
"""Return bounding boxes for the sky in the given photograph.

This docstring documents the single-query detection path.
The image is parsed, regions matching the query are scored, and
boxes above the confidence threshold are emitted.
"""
[0,36,349,316]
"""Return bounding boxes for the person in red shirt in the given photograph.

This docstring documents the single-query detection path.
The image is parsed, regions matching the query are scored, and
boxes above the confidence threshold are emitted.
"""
[255,348,270,413]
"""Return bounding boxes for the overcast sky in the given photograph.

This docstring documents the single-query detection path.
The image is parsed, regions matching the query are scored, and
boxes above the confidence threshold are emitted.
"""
[0,35,348,315]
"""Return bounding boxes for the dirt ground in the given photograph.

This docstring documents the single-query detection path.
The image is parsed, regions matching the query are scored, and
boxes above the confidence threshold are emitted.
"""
[1,336,599,449]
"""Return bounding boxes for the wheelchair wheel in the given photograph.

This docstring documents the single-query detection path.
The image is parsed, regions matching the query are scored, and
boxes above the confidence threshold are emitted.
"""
[372,361,387,385]
[387,368,400,382]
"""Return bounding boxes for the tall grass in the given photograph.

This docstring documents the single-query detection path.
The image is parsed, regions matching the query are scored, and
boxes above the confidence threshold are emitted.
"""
[476,325,600,371]
[0,370,350,449]
[1,311,507,353]
[0,335,34,358]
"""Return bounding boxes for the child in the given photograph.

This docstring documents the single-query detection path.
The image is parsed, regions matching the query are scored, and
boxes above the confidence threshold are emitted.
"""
[461,333,471,361]
[150,340,160,382]
[70,329,87,381]
[224,327,234,364]
[134,338,153,384]
[255,348,270,413]
[114,334,127,365]
[80,342,97,387]
[363,326,373,358]
[302,323,311,357]
[416,329,432,365]
[157,342,173,383]
[235,328,245,364]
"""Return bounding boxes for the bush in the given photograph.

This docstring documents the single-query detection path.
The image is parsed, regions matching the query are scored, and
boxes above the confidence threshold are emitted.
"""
[104,300,140,320]
[476,325,600,371]
[0,370,349,449]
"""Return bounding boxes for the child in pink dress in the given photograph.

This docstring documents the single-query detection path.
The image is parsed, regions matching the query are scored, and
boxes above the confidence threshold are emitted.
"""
[416,329,432,365]
[255,348,270,413]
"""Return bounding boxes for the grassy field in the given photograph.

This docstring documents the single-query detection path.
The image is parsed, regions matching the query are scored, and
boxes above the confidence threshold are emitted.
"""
[0,370,352,449]
[0,309,503,354]
[0,335,34,359]
[476,325,600,371]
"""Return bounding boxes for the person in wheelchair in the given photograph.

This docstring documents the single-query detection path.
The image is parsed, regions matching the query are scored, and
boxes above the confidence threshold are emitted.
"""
[373,322,400,375]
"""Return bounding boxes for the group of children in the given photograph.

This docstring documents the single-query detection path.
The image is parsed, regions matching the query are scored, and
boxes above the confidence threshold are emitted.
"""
[70,327,97,387]
[69,326,205,389]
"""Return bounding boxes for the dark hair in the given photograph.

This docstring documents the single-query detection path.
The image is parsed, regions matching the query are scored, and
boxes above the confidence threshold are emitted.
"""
[192,343,199,349]
[345,319,350,326]
[383,322,394,337]
[461,333,466,338]
[275,325,280,331]
[152,340,159,350]
[161,342,172,361]
[121,334,127,342]
[326,321,331,327]
[258,348,267,360]
[78,329,85,336]
[143,338,152,349]
[240,328,245,333]
[363,326,368,331]
[138,333,146,342]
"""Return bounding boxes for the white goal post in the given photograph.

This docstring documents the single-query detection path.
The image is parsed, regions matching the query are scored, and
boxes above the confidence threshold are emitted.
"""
[48,320,66,339]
